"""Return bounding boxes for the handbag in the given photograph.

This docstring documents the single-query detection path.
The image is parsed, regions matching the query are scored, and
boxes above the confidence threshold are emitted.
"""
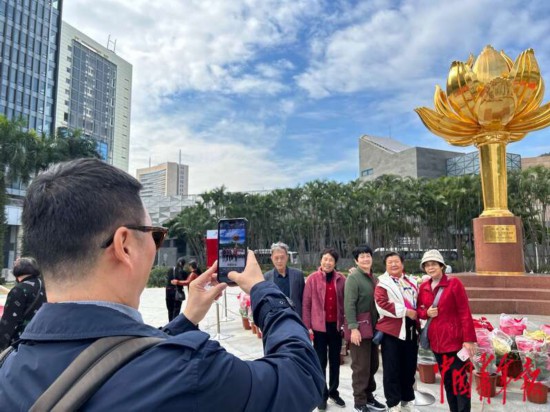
[419,286,445,350]
[174,288,185,302]
[343,312,373,341]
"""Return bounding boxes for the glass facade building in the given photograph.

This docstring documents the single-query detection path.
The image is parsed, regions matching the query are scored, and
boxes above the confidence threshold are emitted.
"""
[55,22,132,171]
[0,0,62,134]
[446,151,522,176]
[67,40,117,161]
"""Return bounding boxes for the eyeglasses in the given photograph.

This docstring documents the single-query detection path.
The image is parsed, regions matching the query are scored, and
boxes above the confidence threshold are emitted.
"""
[101,225,168,250]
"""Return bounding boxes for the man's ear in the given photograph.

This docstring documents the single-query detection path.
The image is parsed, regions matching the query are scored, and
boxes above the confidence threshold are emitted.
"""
[112,227,133,265]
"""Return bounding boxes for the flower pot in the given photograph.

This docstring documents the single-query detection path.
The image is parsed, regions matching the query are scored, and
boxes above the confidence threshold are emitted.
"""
[418,363,437,384]
[241,317,251,330]
[474,372,498,398]
[527,382,548,404]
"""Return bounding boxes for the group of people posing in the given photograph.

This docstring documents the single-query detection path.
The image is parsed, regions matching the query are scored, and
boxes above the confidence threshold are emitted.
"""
[264,242,476,412]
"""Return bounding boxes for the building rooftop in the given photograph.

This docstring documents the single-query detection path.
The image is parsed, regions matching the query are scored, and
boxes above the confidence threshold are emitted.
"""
[360,135,412,154]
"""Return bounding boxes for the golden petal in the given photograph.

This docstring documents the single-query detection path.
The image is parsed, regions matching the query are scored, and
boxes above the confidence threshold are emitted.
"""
[474,78,517,127]
[415,107,478,145]
[509,48,544,116]
[434,85,468,122]
[446,61,481,123]
[507,101,550,133]
[500,50,514,71]
[473,45,510,84]
[466,53,475,69]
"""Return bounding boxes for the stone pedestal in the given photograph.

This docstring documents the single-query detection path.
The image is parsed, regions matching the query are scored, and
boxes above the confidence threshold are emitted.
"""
[473,216,525,274]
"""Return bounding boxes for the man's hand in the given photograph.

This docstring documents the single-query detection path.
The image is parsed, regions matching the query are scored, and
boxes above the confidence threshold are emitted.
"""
[183,262,227,325]
[351,328,362,346]
[406,309,417,320]
[427,306,438,318]
[227,250,264,294]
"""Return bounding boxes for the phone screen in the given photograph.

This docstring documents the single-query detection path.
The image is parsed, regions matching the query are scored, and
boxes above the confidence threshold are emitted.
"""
[217,218,248,284]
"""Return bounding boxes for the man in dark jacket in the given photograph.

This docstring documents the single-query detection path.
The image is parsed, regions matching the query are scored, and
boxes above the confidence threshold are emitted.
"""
[263,241,305,318]
[0,158,324,411]
[0,257,46,350]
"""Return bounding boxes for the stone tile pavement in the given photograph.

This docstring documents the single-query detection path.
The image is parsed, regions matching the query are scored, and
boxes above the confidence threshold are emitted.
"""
[138,287,550,412]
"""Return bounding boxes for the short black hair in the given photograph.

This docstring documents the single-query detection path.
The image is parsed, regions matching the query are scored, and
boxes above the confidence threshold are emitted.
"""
[320,247,339,263]
[352,244,373,261]
[22,158,144,280]
[13,257,40,278]
[384,252,404,265]
[177,257,186,266]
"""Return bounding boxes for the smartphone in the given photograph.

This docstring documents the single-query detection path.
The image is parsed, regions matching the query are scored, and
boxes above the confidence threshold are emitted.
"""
[217,218,248,284]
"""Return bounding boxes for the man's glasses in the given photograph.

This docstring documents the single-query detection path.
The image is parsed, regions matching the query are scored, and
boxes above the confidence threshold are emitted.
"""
[101,225,168,250]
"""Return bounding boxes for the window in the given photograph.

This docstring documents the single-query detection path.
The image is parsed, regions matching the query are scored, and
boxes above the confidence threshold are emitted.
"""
[361,168,374,177]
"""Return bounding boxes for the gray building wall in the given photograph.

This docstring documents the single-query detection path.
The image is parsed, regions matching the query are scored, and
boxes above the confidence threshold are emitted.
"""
[416,147,462,178]
[359,137,461,180]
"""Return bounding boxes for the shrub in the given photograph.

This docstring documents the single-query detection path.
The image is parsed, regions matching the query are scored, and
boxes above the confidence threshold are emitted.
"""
[148,266,169,288]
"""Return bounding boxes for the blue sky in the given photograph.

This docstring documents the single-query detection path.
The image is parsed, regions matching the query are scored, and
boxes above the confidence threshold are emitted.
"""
[64,0,550,193]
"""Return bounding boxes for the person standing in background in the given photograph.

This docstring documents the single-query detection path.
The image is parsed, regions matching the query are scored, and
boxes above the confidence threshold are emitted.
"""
[303,248,346,410]
[417,250,476,412]
[0,257,47,350]
[375,252,419,412]
[345,245,386,412]
[263,242,305,318]
[165,257,188,321]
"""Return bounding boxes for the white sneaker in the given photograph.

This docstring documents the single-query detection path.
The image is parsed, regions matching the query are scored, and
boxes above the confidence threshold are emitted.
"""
[388,406,401,412]
[400,401,414,412]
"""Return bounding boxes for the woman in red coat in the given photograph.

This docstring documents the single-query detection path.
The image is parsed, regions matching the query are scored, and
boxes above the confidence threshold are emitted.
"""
[417,250,477,412]
[302,248,346,410]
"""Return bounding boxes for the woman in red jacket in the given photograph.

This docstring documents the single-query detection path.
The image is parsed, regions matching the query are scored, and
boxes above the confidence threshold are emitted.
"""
[302,248,346,410]
[417,250,477,412]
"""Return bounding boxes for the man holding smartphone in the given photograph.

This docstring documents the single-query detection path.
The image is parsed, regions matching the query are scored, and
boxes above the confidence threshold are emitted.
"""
[0,158,324,411]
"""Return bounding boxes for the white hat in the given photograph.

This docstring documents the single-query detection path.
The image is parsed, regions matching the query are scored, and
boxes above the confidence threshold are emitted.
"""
[420,249,446,271]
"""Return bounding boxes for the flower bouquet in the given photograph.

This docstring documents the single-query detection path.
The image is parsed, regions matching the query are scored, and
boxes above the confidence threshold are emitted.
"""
[237,292,252,330]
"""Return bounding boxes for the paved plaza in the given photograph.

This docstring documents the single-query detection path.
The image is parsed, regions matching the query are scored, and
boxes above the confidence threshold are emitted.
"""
[139,287,549,412]
[1,287,548,411]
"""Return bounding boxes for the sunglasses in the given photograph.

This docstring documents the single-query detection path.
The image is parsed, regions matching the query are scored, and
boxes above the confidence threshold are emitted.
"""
[101,225,168,250]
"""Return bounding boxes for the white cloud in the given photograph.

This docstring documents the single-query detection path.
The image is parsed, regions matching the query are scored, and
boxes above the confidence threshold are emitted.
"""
[61,0,550,193]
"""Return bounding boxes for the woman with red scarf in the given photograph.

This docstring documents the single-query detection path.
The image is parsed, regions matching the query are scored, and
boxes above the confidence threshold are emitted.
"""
[374,252,419,412]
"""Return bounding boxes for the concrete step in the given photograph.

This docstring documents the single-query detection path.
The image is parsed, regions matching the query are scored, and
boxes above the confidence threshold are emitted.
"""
[468,298,550,315]
[455,273,550,289]
[465,287,550,301]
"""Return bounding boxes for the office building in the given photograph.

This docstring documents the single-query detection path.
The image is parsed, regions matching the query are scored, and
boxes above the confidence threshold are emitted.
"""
[137,162,189,198]
[54,21,132,171]
[0,0,63,134]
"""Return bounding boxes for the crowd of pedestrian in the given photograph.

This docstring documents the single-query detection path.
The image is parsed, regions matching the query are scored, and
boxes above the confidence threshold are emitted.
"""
[263,242,477,412]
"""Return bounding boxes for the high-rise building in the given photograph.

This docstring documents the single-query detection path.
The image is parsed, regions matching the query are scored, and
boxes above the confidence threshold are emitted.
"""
[54,21,132,171]
[0,0,63,134]
[137,162,189,198]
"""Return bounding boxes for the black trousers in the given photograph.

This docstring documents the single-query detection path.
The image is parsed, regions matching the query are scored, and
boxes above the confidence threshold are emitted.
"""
[380,325,418,408]
[313,322,342,401]
[434,352,472,412]
[165,287,182,321]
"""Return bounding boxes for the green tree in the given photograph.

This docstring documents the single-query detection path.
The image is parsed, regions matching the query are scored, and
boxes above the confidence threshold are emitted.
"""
[0,116,101,267]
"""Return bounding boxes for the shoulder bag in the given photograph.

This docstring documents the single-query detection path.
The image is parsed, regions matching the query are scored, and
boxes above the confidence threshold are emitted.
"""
[419,286,445,350]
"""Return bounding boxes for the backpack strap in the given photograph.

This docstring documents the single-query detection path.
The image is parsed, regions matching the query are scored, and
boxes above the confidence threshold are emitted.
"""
[30,335,164,412]
[0,346,15,368]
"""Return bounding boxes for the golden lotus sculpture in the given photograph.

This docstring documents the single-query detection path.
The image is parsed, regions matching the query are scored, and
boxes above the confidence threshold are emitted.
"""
[416,45,550,217]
